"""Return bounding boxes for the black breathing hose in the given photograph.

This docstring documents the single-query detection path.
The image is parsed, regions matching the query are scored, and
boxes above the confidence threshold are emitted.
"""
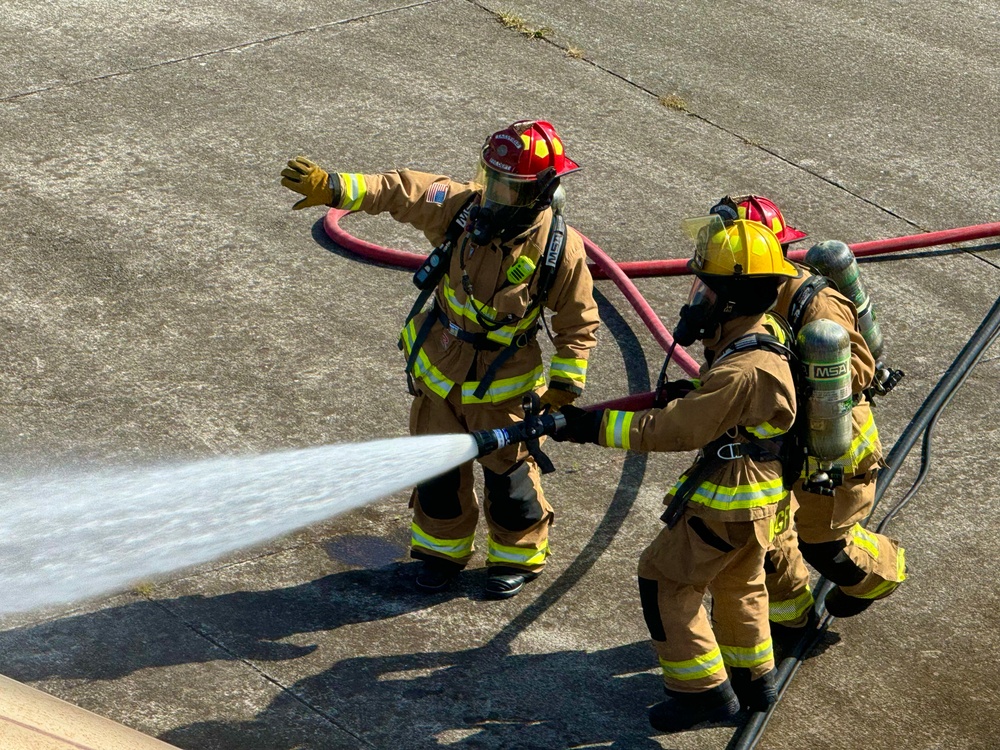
[728,293,1000,750]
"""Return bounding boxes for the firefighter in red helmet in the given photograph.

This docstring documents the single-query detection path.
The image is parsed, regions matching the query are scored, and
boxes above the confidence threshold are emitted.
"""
[728,194,808,246]
[280,121,599,599]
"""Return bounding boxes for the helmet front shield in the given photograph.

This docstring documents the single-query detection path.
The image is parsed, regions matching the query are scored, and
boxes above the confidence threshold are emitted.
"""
[475,160,545,208]
[682,214,731,274]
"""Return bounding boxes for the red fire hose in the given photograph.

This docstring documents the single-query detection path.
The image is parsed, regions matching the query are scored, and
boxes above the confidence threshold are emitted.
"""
[323,209,1000,411]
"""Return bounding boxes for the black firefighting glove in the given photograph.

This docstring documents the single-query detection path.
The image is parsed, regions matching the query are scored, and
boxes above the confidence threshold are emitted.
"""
[553,405,604,445]
[280,156,342,210]
[652,379,697,408]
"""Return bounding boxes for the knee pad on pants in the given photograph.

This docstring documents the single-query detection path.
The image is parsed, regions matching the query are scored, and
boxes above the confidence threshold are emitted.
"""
[484,461,542,532]
[415,467,462,520]
[637,577,667,642]
[798,540,866,587]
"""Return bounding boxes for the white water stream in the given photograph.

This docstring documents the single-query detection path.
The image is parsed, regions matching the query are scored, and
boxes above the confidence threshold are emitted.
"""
[0,433,479,616]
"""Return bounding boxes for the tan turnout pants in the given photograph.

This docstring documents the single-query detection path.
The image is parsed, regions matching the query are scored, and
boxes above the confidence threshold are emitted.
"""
[766,468,906,625]
[637,509,775,694]
[408,385,553,572]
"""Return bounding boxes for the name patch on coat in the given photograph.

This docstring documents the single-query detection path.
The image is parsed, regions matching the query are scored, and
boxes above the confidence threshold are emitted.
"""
[426,182,449,205]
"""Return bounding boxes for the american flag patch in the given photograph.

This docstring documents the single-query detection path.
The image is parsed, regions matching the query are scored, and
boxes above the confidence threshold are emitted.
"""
[426,182,449,205]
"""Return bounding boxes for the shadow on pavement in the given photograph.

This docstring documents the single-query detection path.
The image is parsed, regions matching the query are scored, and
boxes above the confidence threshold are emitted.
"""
[160,640,674,750]
[0,562,466,682]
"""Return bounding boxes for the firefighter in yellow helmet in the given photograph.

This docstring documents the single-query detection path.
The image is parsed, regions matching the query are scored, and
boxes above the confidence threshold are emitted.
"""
[709,195,906,628]
[556,218,798,731]
[279,121,599,599]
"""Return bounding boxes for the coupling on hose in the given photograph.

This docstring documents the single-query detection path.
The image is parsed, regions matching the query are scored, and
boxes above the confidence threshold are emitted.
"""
[471,393,567,473]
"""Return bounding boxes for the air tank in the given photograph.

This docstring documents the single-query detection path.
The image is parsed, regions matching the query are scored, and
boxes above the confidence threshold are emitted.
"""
[804,240,884,361]
[798,319,853,464]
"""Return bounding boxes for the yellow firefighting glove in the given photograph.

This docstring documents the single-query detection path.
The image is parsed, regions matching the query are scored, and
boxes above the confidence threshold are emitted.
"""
[280,156,339,210]
[539,387,577,412]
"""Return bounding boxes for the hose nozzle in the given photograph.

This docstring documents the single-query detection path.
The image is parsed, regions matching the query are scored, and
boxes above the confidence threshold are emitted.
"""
[471,392,567,474]
[471,412,567,459]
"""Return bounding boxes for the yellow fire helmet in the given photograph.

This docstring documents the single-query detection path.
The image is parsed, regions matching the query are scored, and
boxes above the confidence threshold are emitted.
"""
[681,215,799,279]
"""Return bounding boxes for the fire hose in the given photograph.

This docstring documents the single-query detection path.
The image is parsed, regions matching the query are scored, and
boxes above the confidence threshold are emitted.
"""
[324,208,1000,411]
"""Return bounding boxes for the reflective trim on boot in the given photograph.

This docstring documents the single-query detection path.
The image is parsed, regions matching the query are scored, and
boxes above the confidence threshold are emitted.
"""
[728,667,778,712]
[648,681,741,733]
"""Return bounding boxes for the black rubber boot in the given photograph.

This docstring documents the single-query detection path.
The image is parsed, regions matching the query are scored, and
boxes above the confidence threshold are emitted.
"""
[769,608,817,658]
[728,667,778,712]
[648,681,741,733]
[414,558,462,593]
[485,566,539,600]
[824,587,874,618]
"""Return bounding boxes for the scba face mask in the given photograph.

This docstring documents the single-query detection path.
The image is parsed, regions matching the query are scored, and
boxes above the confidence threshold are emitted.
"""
[468,161,561,246]
[673,279,722,346]
[468,201,539,246]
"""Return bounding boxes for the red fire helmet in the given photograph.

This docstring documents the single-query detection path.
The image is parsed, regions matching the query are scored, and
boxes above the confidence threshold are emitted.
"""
[481,120,580,181]
[735,194,808,245]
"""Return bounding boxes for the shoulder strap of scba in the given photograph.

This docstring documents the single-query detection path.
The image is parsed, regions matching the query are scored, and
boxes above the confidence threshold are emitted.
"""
[404,194,479,326]
[535,211,566,307]
[401,199,567,397]
[787,274,830,333]
[713,331,795,367]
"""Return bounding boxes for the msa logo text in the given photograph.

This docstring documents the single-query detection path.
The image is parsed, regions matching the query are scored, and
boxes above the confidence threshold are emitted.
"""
[810,363,849,379]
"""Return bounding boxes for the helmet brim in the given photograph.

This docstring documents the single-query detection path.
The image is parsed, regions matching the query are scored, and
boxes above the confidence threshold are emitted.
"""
[688,256,800,280]
[777,226,808,244]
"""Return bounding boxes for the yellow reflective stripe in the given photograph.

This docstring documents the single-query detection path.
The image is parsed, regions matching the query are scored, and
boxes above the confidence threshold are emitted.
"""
[747,420,786,439]
[669,475,787,511]
[857,546,907,599]
[339,173,367,211]
[720,639,774,668]
[659,647,725,681]
[835,411,879,466]
[851,523,880,560]
[604,410,634,450]
[841,411,879,465]
[440,276,539,345]
[410,521,474,559]
[550,357,588,384]
[769,587,814,623]
[486,537,549,567]
[400,320,454,398]
[461,366,546,404]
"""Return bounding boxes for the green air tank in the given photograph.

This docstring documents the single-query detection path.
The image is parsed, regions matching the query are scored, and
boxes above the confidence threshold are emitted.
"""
[804,240,884,361]
[798,318,854,463]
